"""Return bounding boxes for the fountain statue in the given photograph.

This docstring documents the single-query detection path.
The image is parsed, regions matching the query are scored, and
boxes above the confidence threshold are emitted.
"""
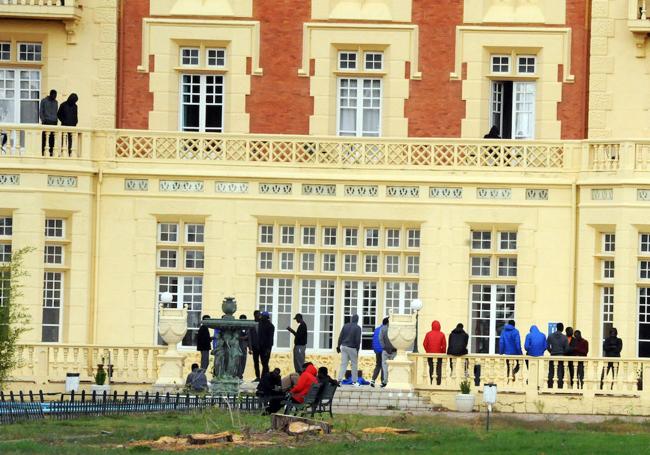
[202,296,257,395]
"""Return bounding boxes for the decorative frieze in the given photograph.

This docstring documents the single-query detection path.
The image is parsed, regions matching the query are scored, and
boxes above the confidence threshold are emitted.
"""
[591,188,613,201]
[430,187,463,199]
[637,189,650,201]
[47,175,78,188]
[0,174,19,186]
[344,185,379,197]
[124,179,149,191]
[302,184,336,196]
[259,183,293,195]
[215,182,249,194]
[386,186,419,198]
[159,180,204,192]
[526,189,549,201]
[477,188,512,200]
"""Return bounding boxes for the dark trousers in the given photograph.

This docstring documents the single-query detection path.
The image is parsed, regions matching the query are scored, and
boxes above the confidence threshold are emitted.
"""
[371,352,384,383]
[428,357,443,385]
[42,130,55,156]
[64,132,73,156]
[252,349,261,380]
[506,359,520,379]
[576,361,585,388]
[199,350,210,370]
[568,360,575,387]
[601,362,619,389]
[260,349,271,377]
[548,359,565,389]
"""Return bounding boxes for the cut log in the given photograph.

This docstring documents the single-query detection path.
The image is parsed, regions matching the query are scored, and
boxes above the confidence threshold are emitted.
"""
[188,432,234,445]
[287,422,323,436]
[271,413,332,435]
[362,427,417,435]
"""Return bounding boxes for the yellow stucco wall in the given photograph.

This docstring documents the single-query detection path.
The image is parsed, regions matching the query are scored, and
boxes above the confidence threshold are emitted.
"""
[0,0,117,128]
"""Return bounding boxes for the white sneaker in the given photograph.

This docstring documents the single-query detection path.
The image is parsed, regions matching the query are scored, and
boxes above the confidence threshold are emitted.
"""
[353,382,361,387]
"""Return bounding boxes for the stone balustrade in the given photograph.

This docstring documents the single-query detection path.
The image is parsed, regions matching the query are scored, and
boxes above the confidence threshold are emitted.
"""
[0,0,81,19]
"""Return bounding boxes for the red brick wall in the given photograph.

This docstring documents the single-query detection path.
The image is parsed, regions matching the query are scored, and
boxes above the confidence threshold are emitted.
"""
[116,0,152,130]
[558,0,590,139]
[247,0,312,134]
[405,0,465,137]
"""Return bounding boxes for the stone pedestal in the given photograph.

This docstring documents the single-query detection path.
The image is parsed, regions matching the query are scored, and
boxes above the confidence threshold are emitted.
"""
[153,305,188,390]
[386,312,417,390]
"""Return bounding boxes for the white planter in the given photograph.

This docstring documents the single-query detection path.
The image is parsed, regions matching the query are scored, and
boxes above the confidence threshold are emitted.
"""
[455,393,476,412]
[90,384,111,395]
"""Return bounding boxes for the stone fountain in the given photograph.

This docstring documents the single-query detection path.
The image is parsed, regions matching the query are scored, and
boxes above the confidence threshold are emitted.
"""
[202,297,257,395]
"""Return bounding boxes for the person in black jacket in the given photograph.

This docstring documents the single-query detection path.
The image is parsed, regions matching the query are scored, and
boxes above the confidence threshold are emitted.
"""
[287,313,308,373]
[256,368,284,414]
[447,323,469,376]
[258,311,275,377]
[57,93,78,156]
[601,327,623,389]
[250,310,261,382]
[238,314,252,379]
[196,315,213,370]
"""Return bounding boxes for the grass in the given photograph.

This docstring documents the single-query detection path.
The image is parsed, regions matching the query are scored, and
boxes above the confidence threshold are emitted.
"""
[1,410,650,454]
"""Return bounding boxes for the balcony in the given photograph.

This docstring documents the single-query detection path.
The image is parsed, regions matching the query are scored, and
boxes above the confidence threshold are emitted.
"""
[0,0,82,21]
[1,123,650,174]
[629,1,649,57]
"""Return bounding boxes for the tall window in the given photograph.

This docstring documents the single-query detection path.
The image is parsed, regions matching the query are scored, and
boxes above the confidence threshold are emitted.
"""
[0,217,12,310]
[639,233,650,357]
[180,74,224,133]
[469,229,518,354]
[256,222,420,351]
[597,232,615,351]
[0,68,40,124]
[42,218,67,342]
[489,53,537,139]
[156,221,205,346]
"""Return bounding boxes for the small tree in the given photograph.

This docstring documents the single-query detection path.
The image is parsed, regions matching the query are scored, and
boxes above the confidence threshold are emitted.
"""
[0,247,33,389]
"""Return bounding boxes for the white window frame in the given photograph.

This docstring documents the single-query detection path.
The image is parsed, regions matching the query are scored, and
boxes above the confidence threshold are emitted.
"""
[364,52,384,71]
[364,254,378,273]
[469,283,516,354]
[206,48,226,68]
[299,279,336,351]
[384,281,418,316]
[342,280,377,352]
[344,227,358,247]
[0,217,12,237]
[490,81,536,140]
[179,73,225,133]
[497,257,517,277]
[184,249,204,269]
[42,271,63,343]
[602,260,615,280]
[185,223,205,243]
[302,226,316,245]
[44,218,65,239]
[338,51,358,71]
[281,226,295,245]
[322,253,337,272]
[158,223,179,243]
[386,228,400,248]
[180,47,200,66]
[280,251,294,271]
[640,233,650,254]
[0,68,41,125]
[471,256,491,277]
[301,252,316,272]
[259,251,273,271]
[323,227,337,246]
[43,245,64,265]
[406,255,419,275]
[17,42,42,62]
[601,286,614,352]
[259,225,274,244]
[471,231,492,250]
[0,243,11,263]
[385,255,400,274]
[343,253,358,273]
[516,55,536,75]
[365,228,379,247]
[156,275,204,347]
[407,229,421,248]
[336,77,382,137]
[0,42,10,61]
[499,232,517,251]
[491,55,510,74]
[257,277,293,349]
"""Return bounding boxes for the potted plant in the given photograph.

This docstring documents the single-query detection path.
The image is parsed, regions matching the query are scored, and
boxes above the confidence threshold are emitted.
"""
[455,378,475,412]
[90,364,111,394]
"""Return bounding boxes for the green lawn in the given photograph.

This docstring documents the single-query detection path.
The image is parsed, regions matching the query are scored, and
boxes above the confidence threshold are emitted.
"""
[1,410,650,454]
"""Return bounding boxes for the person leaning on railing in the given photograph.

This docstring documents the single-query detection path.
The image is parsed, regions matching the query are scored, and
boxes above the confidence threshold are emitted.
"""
[571,331,589,389]
[39,89,58,157]
[57,93,78,156]
[601,328,622,389]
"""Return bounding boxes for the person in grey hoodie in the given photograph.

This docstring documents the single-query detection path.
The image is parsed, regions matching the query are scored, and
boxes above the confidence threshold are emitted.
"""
[336,314,361,386]
[547,322,569,389]
[39,89,58,156]
[379,318,397,387]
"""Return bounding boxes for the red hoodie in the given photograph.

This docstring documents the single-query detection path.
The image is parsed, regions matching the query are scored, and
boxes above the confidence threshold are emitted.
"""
[290,364,318,403]
[423,321,446,354]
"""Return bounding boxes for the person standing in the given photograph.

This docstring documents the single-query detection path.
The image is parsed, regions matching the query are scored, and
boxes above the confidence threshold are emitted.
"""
[39,89,58,156]
[601,327,623,389]
[196,315,213,370]
[370,318,387,387]
[499,320,522,381]
[336,314,361,386]
[565,326,575,387]
[287,313,308,373]
[258,311,275,378]
[447,323,469,375]
[524,325,547,357]
[572,330,589,389]
[57,93,78,156]
[423,320,446,385]
[237,314,251,379]
[547,322,569,389]
[249,310,261,382]
[379,318,397,387]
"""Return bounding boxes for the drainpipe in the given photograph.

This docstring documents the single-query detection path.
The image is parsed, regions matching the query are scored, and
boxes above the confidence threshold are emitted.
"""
[89,167,103,344]
[570,179,579,327]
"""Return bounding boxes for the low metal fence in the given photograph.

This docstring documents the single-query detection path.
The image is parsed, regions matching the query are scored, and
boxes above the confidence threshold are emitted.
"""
[0,390,262,425]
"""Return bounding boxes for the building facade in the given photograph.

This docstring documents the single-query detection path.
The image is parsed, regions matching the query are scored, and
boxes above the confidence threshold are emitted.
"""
[1,1,650,407]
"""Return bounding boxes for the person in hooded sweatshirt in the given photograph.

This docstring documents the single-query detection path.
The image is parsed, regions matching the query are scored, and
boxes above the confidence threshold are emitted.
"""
[57,93,78,156]
[499,320,522,381]
[601,327,622,389]
[423,320,446,385]
[289,362,319,403]
[39,89,58,156]
[547,322,569,389]
[370,318,387,387]
[572,330,589,389]
[447,323,469,374]
[524,324,546,369]
[336,314,362,386]
[257,312,275,378]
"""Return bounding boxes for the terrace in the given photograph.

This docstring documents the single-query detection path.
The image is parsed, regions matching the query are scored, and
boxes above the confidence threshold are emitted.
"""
[0,0,82,20]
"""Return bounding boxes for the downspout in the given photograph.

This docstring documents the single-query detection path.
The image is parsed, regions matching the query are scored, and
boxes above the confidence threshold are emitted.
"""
[90,167,103,344]
[570,179,579,327]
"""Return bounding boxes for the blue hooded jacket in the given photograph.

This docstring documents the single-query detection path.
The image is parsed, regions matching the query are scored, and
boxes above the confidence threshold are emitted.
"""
[499,324,522,355]
[524,325,547,357]
[372,326,383,354]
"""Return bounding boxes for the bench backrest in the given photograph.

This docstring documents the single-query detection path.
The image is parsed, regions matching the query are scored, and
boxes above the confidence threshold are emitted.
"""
[302,383,322,405]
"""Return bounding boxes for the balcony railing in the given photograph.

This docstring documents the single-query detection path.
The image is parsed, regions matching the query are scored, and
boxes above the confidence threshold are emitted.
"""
[0,0,82,20]
[629,0,650,31]
[1,123,650,173]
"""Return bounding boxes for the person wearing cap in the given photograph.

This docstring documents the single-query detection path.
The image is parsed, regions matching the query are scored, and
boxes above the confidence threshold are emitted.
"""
[258,311,275,377]
[287,313,308,373]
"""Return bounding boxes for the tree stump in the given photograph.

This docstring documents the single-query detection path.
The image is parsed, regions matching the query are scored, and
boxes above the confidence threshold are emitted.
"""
[270,413,332,434]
